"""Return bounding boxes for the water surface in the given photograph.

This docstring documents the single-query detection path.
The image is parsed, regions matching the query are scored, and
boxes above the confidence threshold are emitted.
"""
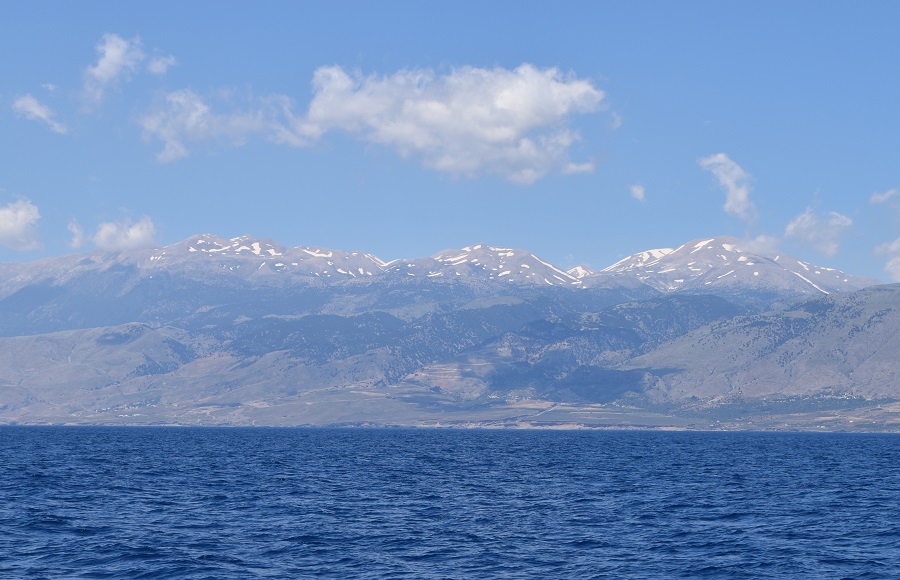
[1,427,898,578]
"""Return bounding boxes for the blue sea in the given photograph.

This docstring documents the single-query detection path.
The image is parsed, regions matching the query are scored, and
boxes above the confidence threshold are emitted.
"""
[1,428,898,578]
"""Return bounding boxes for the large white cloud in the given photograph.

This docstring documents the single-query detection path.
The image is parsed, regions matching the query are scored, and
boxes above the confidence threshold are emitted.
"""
[140,64,604,183]
[300,64,603,183]
[12,94,68,134]
[784,208,853,257]
[84,33,145,103]
[0,199,41,250]
[92,216,157,250]
[698,153,756,223]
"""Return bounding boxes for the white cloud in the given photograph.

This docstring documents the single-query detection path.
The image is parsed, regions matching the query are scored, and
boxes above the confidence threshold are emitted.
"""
[299,64,603,183]
[738,234,781,256]
[12,94,68,134]
[562,161,595,175]
[41,83,58,92]
[67,219,85,248]
[92,216,157,250]
[885,257,900,282]
[0,199,41,250]
[870,188,897,205]
[611,112,622,130]
[698,153,756,223]
[138,90,271,162]
[84,33,145,103]
[148,55,176,75]
[784,208,853,257]
[876,237,900,282]
[629,184,645,202]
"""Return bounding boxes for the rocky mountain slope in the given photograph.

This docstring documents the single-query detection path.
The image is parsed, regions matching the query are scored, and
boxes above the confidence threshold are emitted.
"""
[631,284,900,402]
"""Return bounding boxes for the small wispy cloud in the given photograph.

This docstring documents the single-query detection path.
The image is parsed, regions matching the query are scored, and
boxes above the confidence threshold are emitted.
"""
[12,94,68,134]
[698,153,756,223]
[629,184,645,202]
[734,234,781,256]
[92,216,157,250]
[784,208,853,257]
[138,89,272,162]
[610,112,622,130]
[876,237,900,282]
[84,33,145,103]
[0,199,42,251]
[67,219,85,248]
[870,188,897,205]
[148,54,176,75]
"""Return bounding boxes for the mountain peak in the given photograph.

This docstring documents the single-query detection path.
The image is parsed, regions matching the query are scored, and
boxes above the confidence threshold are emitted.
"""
[567,265,594,279]
[589,235,871,297]
[415,243,580,286]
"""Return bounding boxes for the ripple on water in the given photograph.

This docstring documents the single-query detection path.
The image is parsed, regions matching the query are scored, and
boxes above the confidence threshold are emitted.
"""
[0,428,898,579]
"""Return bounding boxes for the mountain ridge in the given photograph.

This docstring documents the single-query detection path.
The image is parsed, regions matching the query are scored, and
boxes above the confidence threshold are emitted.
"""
[0,234,876,296]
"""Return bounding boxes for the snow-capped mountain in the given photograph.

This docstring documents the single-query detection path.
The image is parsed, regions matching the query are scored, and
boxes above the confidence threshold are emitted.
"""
[582,236,875,298]
[0,236,587,298]
[121,234,877,295]
[0,234,878,303]
[567,265,594,279]
[174,238,583,287]
[154,234,388,280]
[379,243,582,287]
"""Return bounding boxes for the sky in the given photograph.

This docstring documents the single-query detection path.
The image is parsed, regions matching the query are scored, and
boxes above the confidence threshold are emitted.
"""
[2,1,899,281]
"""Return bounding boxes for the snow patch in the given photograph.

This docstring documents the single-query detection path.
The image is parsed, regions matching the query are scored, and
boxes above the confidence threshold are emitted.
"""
[302,249,333,258]
[567,265,593,279]
[690,239,715,253]
[531,254,575,279]
[791,271,829,294]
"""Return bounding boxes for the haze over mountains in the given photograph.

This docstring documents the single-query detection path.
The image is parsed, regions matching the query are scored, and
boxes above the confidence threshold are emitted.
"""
[0,234,896,430]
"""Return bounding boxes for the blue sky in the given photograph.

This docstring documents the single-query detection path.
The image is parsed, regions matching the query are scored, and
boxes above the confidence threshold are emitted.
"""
[2,1,899,280]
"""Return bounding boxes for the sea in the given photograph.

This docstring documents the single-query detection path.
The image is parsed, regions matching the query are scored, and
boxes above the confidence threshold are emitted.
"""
[0,427,898,579]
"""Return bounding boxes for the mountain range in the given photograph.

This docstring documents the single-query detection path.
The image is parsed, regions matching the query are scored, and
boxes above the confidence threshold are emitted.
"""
[0,234,896,430]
